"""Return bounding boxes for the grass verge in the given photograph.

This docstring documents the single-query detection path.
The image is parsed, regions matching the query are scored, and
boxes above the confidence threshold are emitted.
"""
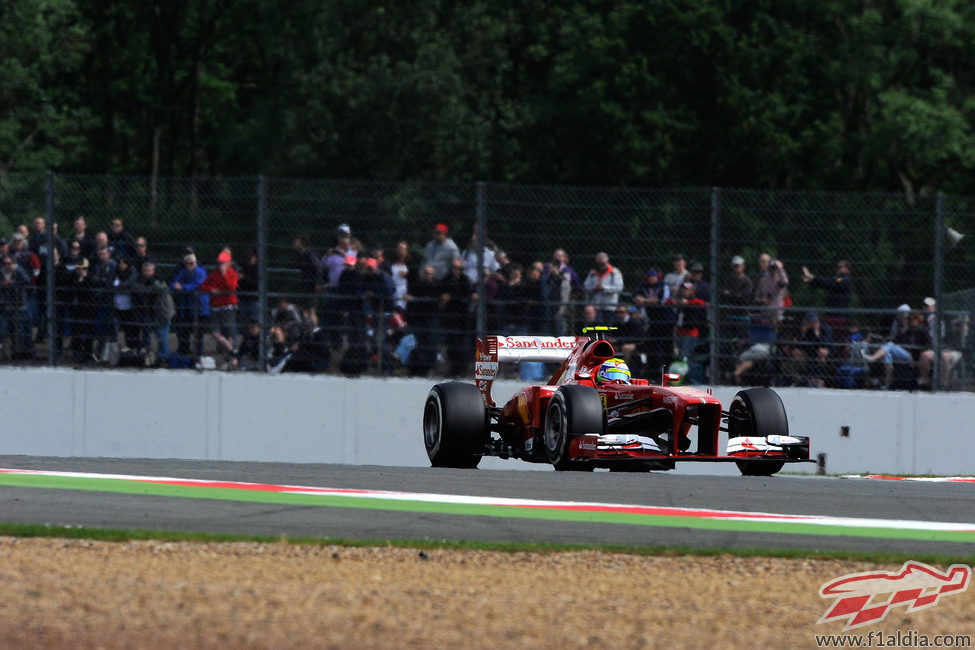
[2,521,973,566]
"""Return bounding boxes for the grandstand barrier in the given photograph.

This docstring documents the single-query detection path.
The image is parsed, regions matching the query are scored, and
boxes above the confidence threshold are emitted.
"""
[1,366,972,476]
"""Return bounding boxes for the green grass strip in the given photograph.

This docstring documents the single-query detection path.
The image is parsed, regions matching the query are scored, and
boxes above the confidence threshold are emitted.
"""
[1,472,973,544]
[1,522,974,566]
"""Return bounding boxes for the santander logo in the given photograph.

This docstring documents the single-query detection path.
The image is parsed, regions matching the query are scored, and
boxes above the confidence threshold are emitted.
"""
[498,336,576,350]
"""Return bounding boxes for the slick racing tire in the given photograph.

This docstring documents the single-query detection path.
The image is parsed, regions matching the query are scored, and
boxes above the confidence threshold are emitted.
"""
[728,387,788,477]
[423,382,487,469]
[544,385,603,471]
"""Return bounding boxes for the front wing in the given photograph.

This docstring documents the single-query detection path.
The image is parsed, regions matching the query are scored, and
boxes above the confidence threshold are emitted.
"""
[569,433,812,465]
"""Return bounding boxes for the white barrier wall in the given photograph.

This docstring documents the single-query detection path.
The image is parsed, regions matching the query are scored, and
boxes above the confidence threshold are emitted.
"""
[2,367,974,475]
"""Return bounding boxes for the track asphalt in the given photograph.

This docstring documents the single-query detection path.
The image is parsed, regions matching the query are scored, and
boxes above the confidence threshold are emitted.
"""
[0,456,973,555]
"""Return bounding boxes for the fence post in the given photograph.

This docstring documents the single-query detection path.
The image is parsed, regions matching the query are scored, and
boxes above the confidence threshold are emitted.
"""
[932,193,945,392]
[708,187,721,385]
[45,171,56,366]
[475,181,487,343]
[256,175,269,372]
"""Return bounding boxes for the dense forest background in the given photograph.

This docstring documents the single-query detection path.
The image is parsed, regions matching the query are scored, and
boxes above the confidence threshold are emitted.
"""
[4,0,975,197]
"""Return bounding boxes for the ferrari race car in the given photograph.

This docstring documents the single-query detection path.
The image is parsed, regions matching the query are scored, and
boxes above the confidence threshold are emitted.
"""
[423,328,811,476]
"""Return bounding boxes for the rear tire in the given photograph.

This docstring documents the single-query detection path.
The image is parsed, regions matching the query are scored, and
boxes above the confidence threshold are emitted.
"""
[423,382,486,468]
[728,387,788,477]
[544,385,603,471]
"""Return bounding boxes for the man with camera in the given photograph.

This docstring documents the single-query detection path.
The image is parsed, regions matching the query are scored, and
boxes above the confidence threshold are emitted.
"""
[753,253,789,324]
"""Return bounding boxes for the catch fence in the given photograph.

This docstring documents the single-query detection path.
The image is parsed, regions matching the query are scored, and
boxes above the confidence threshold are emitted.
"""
[0,173,971,390]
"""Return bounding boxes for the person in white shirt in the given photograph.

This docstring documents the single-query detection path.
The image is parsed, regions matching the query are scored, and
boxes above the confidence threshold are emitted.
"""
[662,253,688,298]
[390,240,411,310]
[461,231,498,284]
[583,251,624,320]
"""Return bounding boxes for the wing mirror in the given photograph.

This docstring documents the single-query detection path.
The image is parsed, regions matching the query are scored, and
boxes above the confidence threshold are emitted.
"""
[663,372,682,386]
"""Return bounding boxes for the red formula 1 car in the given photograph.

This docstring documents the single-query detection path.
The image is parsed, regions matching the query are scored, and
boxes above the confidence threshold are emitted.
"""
[423,328,811,475]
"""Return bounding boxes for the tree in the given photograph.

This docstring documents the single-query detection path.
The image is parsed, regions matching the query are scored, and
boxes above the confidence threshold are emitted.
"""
[0,0,93,173]
[9,0,975,197]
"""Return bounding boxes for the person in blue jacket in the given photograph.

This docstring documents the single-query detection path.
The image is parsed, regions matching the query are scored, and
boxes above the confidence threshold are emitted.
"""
[170,253,210,358]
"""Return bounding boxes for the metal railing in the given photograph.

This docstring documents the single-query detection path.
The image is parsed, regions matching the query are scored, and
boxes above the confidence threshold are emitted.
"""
[0,173,970,390]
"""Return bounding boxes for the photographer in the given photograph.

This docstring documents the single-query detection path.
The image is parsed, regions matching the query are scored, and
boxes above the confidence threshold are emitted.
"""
[801,259,853,341]
[753,253,789,324]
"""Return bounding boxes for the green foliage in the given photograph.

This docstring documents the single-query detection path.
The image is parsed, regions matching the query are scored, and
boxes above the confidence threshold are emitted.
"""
[0,0,93,173]
[3,0,975,195]
[0,171,45,234]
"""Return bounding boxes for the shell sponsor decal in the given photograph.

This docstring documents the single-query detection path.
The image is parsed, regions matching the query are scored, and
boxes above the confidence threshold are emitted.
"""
[517,393,530,422]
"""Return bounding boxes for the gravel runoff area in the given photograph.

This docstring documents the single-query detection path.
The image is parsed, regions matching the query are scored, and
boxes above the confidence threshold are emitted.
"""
[1,537,972,649]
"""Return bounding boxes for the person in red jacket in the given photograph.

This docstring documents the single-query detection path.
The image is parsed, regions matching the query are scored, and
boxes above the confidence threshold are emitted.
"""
[665,281,707,361]
[200,249,239,357]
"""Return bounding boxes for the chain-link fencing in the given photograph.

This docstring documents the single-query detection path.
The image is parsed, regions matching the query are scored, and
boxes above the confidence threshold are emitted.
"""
[0,172,971,391]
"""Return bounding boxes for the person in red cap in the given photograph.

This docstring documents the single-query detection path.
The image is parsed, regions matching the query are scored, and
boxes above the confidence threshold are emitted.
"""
[421,222,459,280]
[200,249,239,360]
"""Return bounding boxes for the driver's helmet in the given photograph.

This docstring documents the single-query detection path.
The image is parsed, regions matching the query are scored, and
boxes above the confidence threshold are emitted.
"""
[596,357,631,384]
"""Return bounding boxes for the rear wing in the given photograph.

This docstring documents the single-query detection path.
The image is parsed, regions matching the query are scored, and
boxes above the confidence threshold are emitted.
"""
[474,335,585,406]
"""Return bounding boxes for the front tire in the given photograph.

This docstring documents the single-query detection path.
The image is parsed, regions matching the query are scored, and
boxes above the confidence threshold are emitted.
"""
[544,385,603,471]
[728,387,788,477]
[423,382,486,468]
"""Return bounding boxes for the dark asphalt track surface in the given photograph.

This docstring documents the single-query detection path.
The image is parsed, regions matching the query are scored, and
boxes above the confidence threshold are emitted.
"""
[1,456,973,556]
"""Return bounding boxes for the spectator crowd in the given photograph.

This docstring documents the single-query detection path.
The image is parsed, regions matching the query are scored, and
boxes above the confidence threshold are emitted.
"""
[0,216,968,390]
